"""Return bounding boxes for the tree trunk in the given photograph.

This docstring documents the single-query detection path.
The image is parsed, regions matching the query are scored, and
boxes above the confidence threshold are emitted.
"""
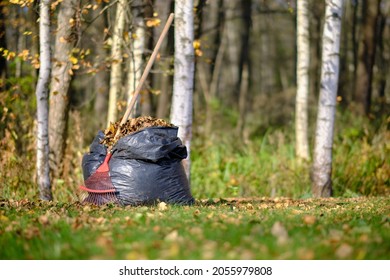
[126,0,145,118]
[205,22,227,134]
[235,0,251,139]
[154,0,173,119]
[295,0,310,161]
[107,0,127,125]
[0,0,7,87]
[236,62,249,139]
[48,0,80,178]
[93,5,109,130]
[309,1,324,99]
[353,0,381,115]
[197,0,222,134]
[222,0,244,103]
[312,0,344,198]
[28,1,39,86]
[35,0,52,201]
[377,1,389,113]
[171,0,195,179]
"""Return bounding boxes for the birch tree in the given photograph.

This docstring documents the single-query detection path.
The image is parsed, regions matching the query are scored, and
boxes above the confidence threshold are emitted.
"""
[35,0,52,200]
[49,0,80,178]
[312,0,344,198]
[170,0,195,179]
[107,0,127,126]
[126,0,144,118]
[295,0,310,161]
[155,0,173,119]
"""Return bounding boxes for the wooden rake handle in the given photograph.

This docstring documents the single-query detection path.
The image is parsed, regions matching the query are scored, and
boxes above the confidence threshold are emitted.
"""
[114,13,174,140]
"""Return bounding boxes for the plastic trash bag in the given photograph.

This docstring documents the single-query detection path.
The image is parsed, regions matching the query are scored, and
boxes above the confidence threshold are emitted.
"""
[81,127,194,206]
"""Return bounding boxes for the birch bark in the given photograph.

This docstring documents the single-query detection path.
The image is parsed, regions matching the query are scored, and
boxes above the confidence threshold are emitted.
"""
[154,0,172,119]
[107,0,127,126]
[295,0,310,161]
[312,0,344,198]
[170,0,195,179]
[126,1,145,118]
[35,0,52,200]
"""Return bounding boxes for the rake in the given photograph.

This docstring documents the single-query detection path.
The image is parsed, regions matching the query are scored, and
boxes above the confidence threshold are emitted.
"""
[80,13,175,205]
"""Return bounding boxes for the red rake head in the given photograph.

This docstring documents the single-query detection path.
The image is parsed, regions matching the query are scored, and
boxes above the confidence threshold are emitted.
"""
[79,153,119,206]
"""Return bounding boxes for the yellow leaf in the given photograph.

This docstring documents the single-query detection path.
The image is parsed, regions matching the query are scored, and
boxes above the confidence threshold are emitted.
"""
[195,49,203,57]
[6,51,16,60]
[0,215,9,222]
[146,18,161,27]
[18,49,29,60]
[193,39,201,49]
[69,56,78,64]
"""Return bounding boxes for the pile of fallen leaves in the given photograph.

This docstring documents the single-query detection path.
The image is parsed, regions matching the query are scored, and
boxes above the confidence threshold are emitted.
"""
[101,116,173,147]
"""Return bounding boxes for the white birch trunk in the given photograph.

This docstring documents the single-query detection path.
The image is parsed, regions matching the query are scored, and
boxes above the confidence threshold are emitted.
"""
[107,0,127,126]
[170,0,195,179]
[35,0,52,201]
[312,0,344,198]
[296,0,311,161]
[126,10,145,118]
[224,0,241,91]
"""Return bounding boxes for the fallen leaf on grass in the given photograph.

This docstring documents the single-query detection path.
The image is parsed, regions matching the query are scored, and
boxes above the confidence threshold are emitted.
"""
[0,215,9,222]
[189,227,203,238]
[329,229,343,244]
[24,226,40,239]
[38,215,50,226]
[160,243,180,259]
[202,240,217,259]
[96,236,116,257]
[297,248,315,260]
[193,209,201,217]
[271,221,289,245]
[335,243,353,259]
[158,202,168,211]
[239,249,255,260]
[358,234,369,243]
[165,230,179,242]
[303,215,316,225]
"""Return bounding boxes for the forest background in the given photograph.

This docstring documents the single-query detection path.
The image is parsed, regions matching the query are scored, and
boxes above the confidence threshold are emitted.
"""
[0,0,389,204]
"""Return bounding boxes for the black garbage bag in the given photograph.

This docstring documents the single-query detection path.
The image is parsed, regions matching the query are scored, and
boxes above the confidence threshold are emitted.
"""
[81,127,194,206]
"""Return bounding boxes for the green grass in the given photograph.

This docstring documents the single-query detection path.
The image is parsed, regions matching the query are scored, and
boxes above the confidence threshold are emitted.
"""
[190,115,389,199]
[0,197,389,259]
[0,107,388,260]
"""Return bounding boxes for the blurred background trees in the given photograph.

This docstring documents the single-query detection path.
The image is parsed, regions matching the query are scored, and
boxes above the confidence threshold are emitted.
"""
[0,0,389,200]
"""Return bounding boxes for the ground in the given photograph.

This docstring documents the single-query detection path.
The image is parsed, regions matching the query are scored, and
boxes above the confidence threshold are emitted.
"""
[0,196,389,259]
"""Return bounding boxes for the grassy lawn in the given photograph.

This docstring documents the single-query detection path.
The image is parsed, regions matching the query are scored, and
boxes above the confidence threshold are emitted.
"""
[0,196,389,260]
